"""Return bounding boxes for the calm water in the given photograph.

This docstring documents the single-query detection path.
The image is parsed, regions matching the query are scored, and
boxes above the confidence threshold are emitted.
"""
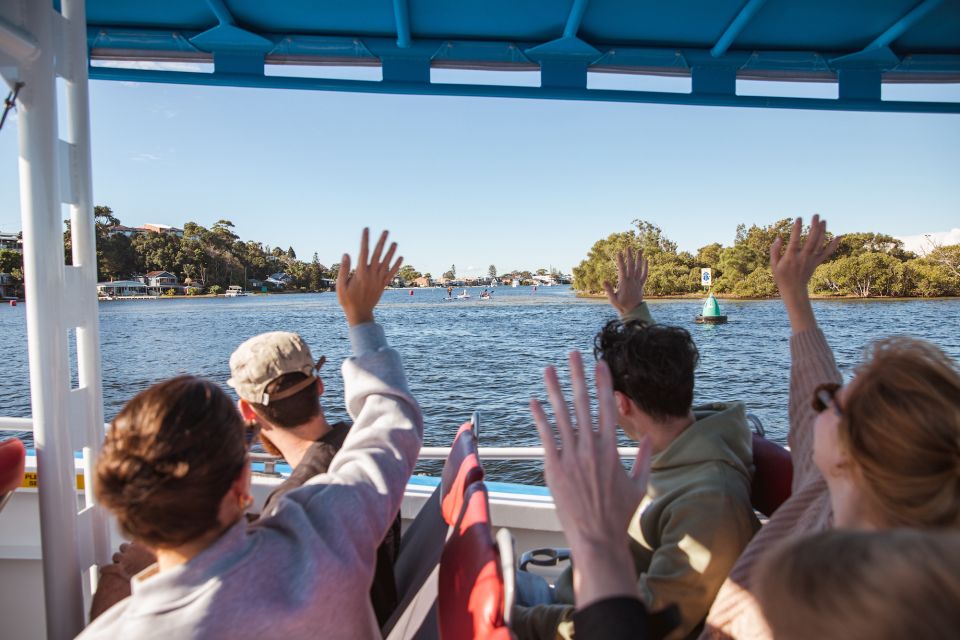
[2,287,959,483]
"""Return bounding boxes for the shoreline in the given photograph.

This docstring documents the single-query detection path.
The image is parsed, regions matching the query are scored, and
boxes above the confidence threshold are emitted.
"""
[575,292,960,302]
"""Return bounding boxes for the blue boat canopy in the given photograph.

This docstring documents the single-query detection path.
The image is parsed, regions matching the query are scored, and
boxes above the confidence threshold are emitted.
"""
[63,1,960,113]
[67,0,960,113]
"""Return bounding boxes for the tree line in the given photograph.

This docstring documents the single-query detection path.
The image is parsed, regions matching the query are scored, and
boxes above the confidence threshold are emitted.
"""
[59,206,336,292]
[572,218,960,298]
[0,206,568,294]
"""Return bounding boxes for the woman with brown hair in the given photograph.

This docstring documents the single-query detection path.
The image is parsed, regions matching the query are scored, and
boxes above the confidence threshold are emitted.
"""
[702,215,960,639]
[79,229,422,640]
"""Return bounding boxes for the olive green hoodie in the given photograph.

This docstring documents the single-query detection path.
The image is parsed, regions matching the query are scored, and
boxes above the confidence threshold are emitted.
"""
[624,302,761,638]
[629,401,760,639]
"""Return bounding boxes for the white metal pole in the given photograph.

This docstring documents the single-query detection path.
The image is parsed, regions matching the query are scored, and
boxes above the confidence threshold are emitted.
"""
[62,0,111,576]
[17,0,85,637]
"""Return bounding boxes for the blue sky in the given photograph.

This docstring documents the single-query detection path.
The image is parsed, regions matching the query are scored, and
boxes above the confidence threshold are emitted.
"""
[1,69,958,277]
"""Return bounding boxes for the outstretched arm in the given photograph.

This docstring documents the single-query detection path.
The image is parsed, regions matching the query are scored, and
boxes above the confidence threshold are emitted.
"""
[604,248,653,324]
[276,229,421,576]
[769,215,843,486]
[531,351,652,608]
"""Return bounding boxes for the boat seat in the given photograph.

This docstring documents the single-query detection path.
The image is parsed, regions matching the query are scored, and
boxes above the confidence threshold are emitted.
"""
[440,420,484,526]
[751,432,794,517]
[438,481,511,640]
[385,419,484,640]
[0,438,26,515]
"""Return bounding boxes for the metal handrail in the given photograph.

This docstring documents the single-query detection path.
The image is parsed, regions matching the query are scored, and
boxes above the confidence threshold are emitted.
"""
[2,417,640,462]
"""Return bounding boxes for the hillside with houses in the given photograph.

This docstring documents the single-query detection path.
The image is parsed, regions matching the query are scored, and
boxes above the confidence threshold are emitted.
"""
[0,206,569,299]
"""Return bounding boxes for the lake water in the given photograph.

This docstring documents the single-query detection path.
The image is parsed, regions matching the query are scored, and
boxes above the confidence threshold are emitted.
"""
[2,286,959,484]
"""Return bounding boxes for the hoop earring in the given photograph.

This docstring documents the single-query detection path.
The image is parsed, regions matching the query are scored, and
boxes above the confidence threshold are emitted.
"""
[239,493,254,511]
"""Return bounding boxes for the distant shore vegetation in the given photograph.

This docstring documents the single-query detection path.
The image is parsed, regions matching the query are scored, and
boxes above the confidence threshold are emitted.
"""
[62,206,339,291]
[573,219,960,298]
[0,206,563,295]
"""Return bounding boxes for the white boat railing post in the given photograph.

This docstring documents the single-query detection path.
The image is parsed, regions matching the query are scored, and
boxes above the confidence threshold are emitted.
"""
[9,0,100,636]
[62,0,112,596]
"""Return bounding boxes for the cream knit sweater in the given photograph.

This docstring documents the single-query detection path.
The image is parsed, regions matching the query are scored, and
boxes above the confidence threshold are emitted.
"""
[701,328,841,639]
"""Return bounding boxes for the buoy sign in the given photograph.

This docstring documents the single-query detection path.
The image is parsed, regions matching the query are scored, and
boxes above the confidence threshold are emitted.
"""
[700,268,712,287]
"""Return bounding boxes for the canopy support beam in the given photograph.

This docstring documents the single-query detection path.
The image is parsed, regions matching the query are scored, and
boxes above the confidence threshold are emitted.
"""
[392,0,412,49]
[712,0,768,58]
[562,0,593,39]
[865,0,942,51]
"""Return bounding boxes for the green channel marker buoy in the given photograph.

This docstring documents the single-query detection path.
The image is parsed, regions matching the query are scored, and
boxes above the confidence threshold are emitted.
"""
[695,292,728,324]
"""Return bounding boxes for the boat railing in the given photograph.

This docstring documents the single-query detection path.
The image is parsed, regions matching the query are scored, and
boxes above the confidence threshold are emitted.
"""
[1,417,641,465]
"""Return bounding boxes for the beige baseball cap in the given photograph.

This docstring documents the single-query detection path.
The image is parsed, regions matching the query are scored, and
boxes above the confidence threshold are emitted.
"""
[227,332,325,405]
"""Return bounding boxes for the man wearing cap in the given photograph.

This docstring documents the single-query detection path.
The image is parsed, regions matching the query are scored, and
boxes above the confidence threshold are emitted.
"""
[228,331,401,627]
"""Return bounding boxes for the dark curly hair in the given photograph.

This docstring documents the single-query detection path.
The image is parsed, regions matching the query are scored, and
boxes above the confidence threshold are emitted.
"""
[594,320,699,421]
[95,376,247,548]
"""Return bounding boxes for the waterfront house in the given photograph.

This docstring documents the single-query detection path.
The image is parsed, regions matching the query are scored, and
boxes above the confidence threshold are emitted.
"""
[142,223,184,237]
[139,271,184,295]
[143,271,178,287]
[413,276,432,288]
[105,224,141,238]
[0,231,21,252]
[0,273,21,299]
[266,272,293,289]
[96,280,149,298]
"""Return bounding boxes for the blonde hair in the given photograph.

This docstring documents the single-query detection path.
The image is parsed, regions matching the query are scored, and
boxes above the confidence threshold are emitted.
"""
[756,529,960,640]
[842,337,960,527]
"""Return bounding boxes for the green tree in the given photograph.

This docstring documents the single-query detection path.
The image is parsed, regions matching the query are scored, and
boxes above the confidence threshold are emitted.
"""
[398,265,422,285]
[488,265,497,278]
[813,253,904,297]
[0,249,23,281]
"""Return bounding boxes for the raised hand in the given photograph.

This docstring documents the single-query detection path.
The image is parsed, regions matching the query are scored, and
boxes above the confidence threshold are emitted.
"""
[603,247,648,316]
[336,228,403,327]
[530,351,652,606]
[769,215,840,334]
[769,215,840,296]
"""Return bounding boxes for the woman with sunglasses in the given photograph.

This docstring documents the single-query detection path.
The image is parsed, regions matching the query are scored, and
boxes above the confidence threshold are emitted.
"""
[79,229,422,640]
[703,215,960,639]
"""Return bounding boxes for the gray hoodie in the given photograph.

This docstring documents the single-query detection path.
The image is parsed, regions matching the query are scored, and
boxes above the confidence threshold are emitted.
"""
[77,322,423,640]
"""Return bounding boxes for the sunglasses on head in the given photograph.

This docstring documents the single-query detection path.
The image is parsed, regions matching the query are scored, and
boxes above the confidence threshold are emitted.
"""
[812,382,843,416]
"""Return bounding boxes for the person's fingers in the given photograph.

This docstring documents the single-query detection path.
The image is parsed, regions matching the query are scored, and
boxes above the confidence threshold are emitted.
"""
[624,247,635,277]
[370,230,388,266]
[595,359,618,454]
[787,217,803,253]
[770,237,783,270]
[337,253,350,289]
[530,398,560,472]
[357,227,370,268]
[386,255,403,283]
[803,215,823,256]
[569,352,593,454]
[603,280,617,306]
[616,251,627,283]
[381,241,398,272]
[543,365,576,452]
[817,235,841,263]
[629,436,653,495]
[640,256,649,283]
